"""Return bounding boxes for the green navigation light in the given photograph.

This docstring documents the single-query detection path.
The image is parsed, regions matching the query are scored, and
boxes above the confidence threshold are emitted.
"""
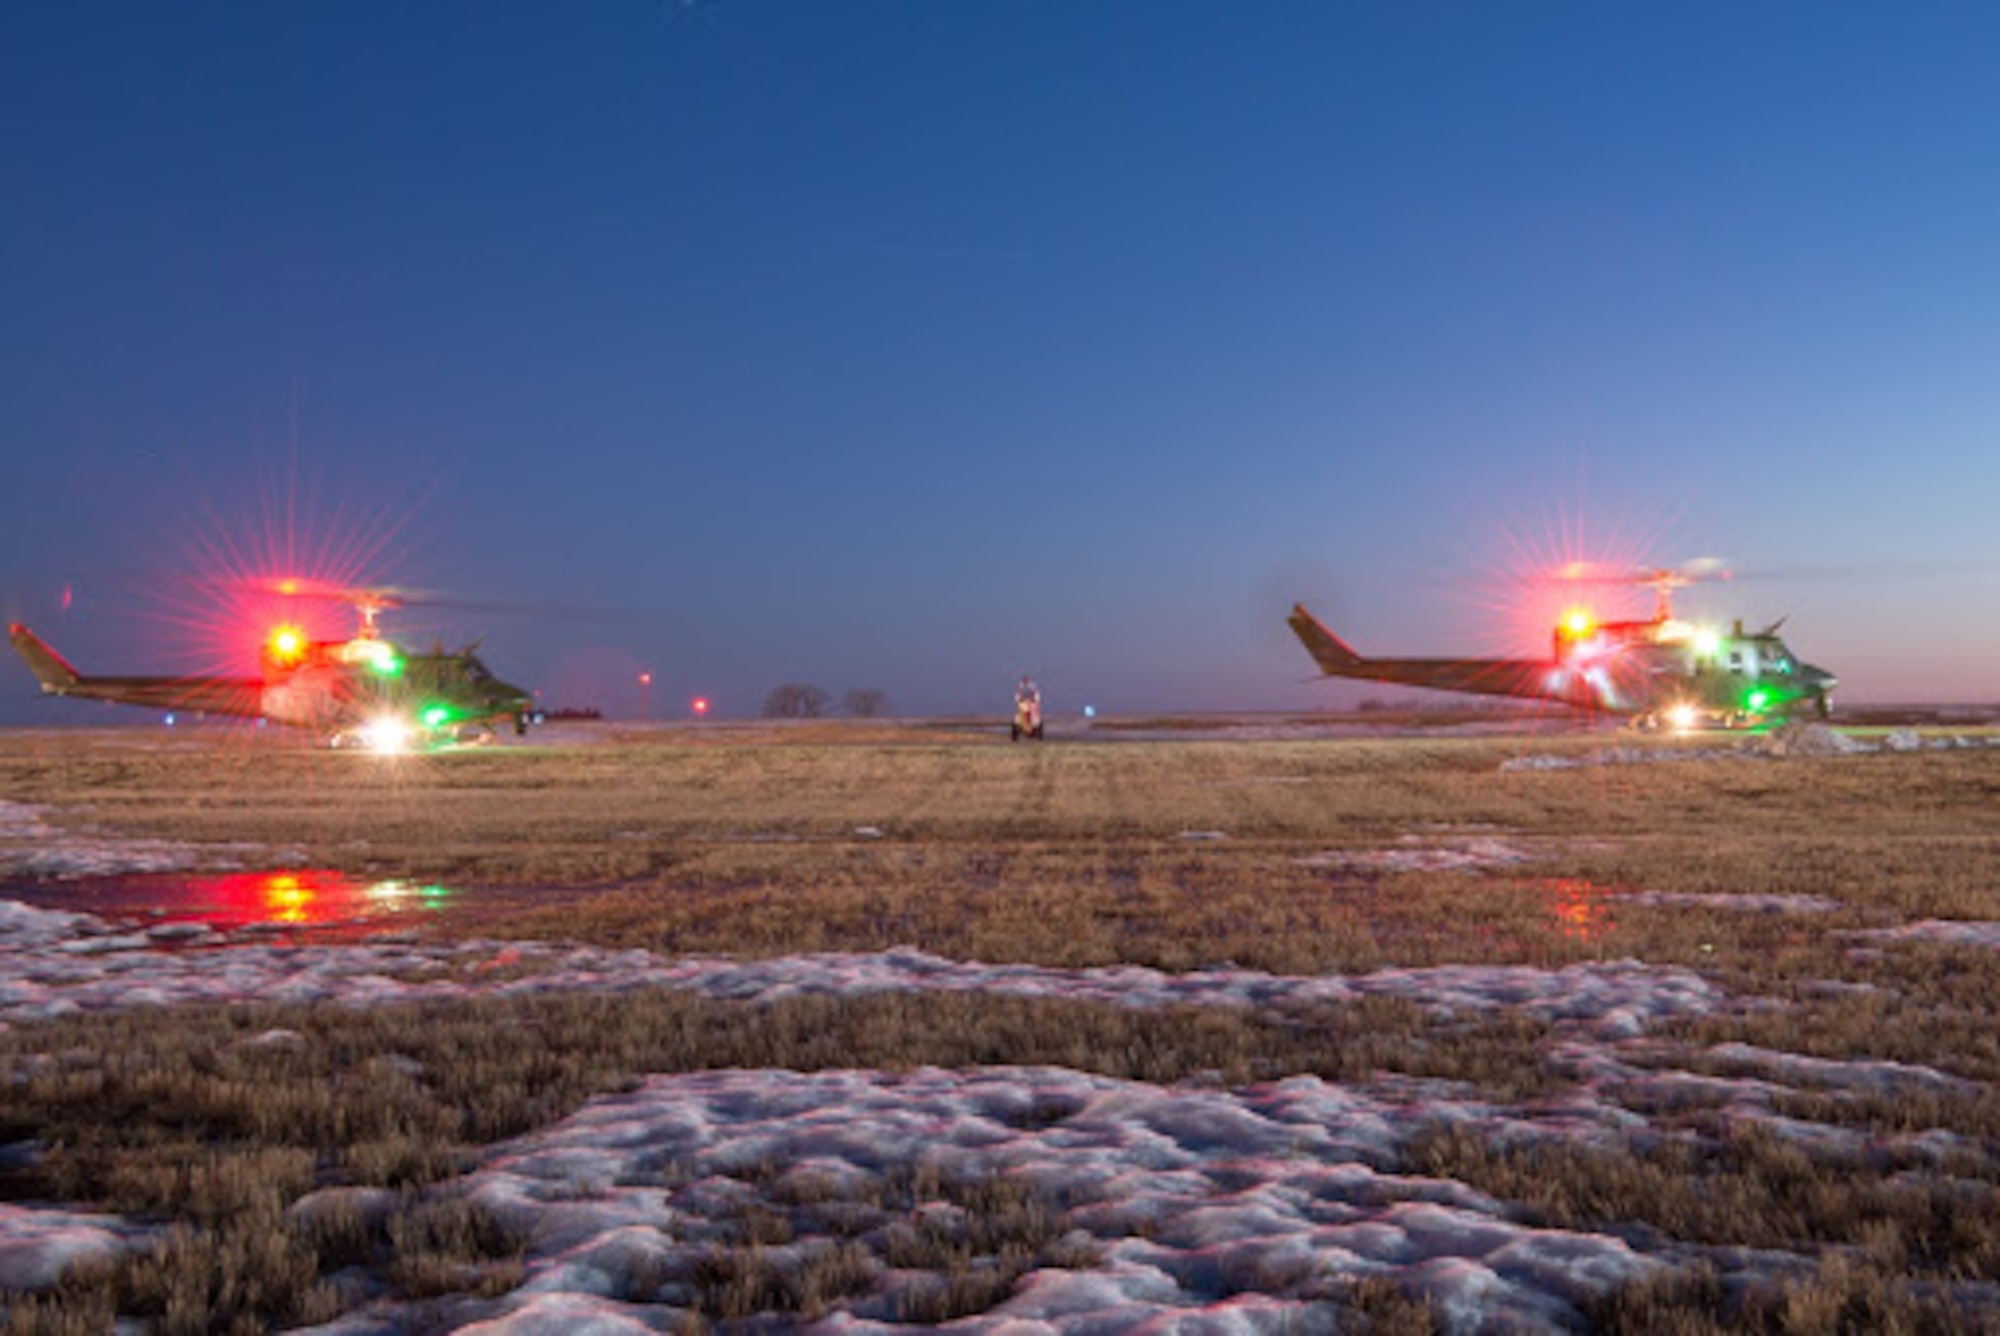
[359,641,403,676]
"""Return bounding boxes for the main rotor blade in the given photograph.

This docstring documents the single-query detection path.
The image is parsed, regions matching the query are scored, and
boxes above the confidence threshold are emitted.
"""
[1550,557,1734,586]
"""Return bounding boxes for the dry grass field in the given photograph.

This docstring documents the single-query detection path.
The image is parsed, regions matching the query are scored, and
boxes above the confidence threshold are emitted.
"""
[3,718,2000,1332]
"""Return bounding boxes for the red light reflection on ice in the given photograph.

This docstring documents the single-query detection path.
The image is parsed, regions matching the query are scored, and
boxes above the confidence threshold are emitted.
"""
[170,869,454,930]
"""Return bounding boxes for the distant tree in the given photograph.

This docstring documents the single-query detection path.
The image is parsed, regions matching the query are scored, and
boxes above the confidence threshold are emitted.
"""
[763,683,831,719]
[843,688,888,718]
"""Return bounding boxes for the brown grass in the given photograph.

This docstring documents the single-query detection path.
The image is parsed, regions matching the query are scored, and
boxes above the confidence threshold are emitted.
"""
[7,728,1997,983]
[0,985,1527,1328]
[0,990,1551,1214]
[5,725,2000,1327]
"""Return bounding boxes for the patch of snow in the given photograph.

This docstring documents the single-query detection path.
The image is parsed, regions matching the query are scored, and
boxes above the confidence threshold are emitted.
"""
[313,1067,1666,1334]
[1298,837,1530,875]
[1699,1042,1975,1096]
[0,900,102,949]
[0,803,208,878]
[1756,725,1869,758]
[1489,723,1997,770]
[1501,746,1744,772]
[1865,920,2000,951]
[0,1202,149,1291]
[1497,753,1579,772]
[455,1293,661,1334]
[145,921,216,942]
[7,897,1991,1325]
[0,912,1726,1033]
[1617,891,1843,914]
[0,803,54,841]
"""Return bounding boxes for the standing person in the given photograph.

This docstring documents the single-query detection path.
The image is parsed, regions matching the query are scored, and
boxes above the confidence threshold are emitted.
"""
[1012,675,1043,741]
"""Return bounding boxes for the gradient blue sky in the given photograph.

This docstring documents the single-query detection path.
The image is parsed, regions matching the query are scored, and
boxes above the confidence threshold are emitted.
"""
[5,2,1997,721]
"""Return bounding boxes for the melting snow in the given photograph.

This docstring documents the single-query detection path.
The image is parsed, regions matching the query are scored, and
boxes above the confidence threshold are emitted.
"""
[0,900,1722,1036]
[0,801,218,878]
[303,1030,1994,1336]
[0,1203,148,1291]
[1499,729,2000,771]
[307,1066,1664,1334]
[0,897,1736,1327]
[4,894,1993,1328]
[1615,891,1843,914]
[0,803,51,841]
[1866,920,2000,951]
[1297,837,1530,875]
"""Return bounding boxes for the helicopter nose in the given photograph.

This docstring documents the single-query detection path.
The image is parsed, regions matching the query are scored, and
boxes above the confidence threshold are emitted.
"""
[485,683,532,713]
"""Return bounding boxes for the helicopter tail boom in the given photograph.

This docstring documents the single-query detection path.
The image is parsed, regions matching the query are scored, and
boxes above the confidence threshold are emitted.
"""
[1287,605,1582,704]
[8,624,264,717]
[1287,604,1366,674]
[8,624,81,694]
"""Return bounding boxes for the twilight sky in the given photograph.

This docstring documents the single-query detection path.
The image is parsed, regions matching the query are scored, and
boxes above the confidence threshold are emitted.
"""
[4,1,1998,721]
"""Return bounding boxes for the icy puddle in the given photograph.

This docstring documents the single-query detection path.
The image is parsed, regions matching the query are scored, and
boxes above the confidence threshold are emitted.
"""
[0,868,459,939]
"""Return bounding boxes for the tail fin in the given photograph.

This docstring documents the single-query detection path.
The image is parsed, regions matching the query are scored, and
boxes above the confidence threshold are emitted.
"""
[1287,604,1365,674]
[8,625,82,694]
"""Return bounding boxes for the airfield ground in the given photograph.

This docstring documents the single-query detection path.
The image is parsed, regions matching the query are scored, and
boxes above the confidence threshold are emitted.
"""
[1,717,1999,1332]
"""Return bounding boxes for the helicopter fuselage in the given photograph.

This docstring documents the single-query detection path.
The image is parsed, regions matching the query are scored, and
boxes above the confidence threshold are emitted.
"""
[1289,605,1837,725]
[8,623,536,746]
[1547,617,1836,723]
[258,636,536,740]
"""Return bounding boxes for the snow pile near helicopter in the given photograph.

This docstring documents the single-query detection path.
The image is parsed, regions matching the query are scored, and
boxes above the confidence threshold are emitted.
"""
[1755,723,1870,757]
[1496,724,2000,772]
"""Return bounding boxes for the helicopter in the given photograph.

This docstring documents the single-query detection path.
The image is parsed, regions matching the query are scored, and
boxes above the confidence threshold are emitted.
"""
[1289,562,1837,729]
[8,582,539,750]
